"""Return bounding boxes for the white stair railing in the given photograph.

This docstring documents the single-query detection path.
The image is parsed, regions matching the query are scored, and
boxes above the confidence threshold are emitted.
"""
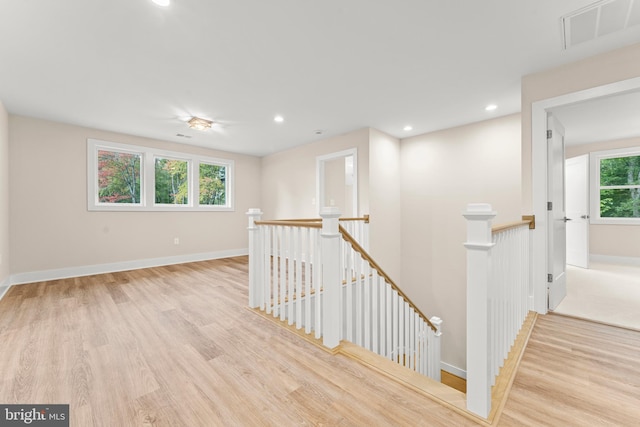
[247,208,442,381]
[463,203,533,418]
[340,226,442,380]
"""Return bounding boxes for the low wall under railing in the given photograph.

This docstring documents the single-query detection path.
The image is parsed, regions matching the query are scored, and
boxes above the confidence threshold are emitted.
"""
[247,207,442,381]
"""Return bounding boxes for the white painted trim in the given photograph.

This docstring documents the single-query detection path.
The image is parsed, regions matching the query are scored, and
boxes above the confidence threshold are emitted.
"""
[590,254,640,267]
[531,76,640,315]
[0,275,11,301]
[9,249,248,285]
[87,138,235,212]
[316,148,358,216]
[589,146,640,225]
[441,362,466,379]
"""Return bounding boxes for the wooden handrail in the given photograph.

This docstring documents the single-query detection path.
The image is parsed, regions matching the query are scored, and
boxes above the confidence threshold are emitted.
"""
[254,220,321,228]
[338,225,437,332]
[491,215,535,234]
[268,215,370,224]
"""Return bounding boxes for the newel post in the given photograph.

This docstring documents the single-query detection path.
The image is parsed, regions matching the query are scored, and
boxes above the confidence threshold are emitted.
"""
[247,208,263,309]
[428,316,443,381]
[463,203,496,419]
[320,207,341,349]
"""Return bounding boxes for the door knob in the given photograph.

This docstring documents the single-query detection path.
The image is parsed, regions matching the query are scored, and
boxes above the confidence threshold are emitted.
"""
[580,214,589,219]
[563,217,572,222]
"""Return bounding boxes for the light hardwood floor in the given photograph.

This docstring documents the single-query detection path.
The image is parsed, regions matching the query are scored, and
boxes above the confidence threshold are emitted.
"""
[1,257,639,426]
[500,313,640,426]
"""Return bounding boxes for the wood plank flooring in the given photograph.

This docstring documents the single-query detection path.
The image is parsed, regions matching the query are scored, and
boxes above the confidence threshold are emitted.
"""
[1,257,639,426]
[0,258,476,426]
[499,313,640,426]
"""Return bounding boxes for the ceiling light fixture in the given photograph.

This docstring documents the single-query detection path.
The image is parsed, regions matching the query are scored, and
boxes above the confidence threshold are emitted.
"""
[403,125,413,131]
[485,104,498,111]
[274,115,284,123]
[188,117,213,131]
[152,0,170,6]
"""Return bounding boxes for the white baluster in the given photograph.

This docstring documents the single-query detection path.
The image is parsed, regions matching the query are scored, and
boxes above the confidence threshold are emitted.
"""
[364,263,371,351]
[314,228,322,339]
[264,226,272,314]
[372,274,380,354]
[295,227,302,329]
[304,228,312,334]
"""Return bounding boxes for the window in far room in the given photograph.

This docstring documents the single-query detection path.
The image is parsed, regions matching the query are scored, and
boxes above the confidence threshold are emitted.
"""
[96,148,142,205]
[591,146,640,224]
[88,139,234,212]
[155,157,189,205]
[199,162,227,206]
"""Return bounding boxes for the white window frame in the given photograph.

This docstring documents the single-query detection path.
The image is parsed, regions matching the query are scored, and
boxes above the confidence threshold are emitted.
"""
[590,146,640,225]
[88,139,234,212]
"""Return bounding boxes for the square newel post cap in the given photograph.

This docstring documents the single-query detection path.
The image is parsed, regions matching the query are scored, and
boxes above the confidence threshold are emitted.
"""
[320,207,341,236]
[463,203,497,221]
[246,208,263,230]
[320,207,341,218]
[246,208,263,216]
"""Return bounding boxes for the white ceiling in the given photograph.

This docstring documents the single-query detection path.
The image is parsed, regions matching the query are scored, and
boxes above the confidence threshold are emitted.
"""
[1,0,640,156]
[551,89,640,146]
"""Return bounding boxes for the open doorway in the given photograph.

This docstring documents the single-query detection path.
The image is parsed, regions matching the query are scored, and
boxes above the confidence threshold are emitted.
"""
[537,87,640,329]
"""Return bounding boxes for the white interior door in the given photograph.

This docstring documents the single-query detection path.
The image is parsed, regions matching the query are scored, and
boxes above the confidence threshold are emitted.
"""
[548,115,567,310]
[565,154,590,268]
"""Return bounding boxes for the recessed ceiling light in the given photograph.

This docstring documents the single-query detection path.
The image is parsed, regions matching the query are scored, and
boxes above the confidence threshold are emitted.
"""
[403,125,413,131]
[274,115,284,123]
[152,0,170,6]
[485,104,497,111]
[188,117,213,131]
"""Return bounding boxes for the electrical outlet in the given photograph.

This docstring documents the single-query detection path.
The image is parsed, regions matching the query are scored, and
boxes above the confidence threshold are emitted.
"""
[174,238,179,245]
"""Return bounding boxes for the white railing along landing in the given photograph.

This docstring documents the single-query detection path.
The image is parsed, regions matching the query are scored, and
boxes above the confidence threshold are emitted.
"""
[464,203,534,419]
[247,208,442,382]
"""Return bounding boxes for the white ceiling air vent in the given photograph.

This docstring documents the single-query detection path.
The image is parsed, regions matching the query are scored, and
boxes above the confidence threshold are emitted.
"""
[561,0,640,49]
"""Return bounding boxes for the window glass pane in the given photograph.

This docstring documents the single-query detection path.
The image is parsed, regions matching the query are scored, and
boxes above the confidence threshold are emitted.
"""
[97,150,141,204]
[155,158,189,205]
[600,155,640,186]
[199,163,226,205]
[600,188,640,218]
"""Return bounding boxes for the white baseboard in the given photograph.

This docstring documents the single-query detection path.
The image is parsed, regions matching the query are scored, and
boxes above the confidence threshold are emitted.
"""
[0,275,10,301]
[590,254,640,267]
[441,362,466,379]
[9,248,248,286]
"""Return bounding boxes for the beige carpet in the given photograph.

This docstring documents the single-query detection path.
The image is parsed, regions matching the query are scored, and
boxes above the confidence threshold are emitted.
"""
[554,262,640,331]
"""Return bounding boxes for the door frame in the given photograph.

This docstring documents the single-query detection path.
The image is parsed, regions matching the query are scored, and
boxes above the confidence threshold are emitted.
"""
[316,148,358,216]
[531,76,640,314]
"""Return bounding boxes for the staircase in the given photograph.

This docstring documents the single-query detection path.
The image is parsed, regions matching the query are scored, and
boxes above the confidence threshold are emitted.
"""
[247,205,537,423]
[246,208,443,382]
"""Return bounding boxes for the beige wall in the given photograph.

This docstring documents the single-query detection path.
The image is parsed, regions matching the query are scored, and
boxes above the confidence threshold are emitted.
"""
[260,128,370,219]
[0,101,9,285]
[9,115,261,275]
[567,137,640,259]
[400,113,521,370]
[369,129,402,281]
[522,42,640,213]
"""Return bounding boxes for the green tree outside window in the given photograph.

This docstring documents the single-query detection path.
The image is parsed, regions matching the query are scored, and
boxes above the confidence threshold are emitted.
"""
[600,155,640,218]
[97,150,141,204]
